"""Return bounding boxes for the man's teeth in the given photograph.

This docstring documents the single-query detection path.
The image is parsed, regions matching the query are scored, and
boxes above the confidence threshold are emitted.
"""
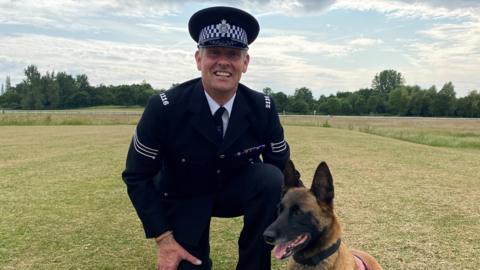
[215,71,231,77]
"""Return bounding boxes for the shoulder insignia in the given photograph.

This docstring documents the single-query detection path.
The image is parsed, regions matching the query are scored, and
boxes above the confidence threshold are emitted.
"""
[159,93,169,105]
[264,96,271,109]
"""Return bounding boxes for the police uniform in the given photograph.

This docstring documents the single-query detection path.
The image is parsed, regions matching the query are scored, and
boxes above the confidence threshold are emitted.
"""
[122,6,289,270]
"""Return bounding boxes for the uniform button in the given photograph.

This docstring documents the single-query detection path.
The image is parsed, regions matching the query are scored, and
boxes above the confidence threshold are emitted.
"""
[181,158,186,163]
[216,169,221,174]
[219,154,225,159]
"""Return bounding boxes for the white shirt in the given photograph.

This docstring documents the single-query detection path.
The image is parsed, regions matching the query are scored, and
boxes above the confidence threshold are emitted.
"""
[204,91,236,137]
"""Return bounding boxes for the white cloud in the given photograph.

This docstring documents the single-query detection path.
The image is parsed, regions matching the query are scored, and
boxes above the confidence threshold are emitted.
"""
[401,19,480,95]
[0,34,198,88]
[0,0,180,29]
[136,23,187,33]
[349,38,384,46]
[333,0,479,20]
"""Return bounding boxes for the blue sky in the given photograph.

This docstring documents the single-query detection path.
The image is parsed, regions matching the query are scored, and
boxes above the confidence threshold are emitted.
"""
[1,0,479,97]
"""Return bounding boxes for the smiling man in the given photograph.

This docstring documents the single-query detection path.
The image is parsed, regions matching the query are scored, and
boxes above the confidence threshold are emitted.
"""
[122,6,290,270]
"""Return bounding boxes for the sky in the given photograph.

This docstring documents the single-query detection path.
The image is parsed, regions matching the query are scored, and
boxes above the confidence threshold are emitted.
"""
[1,0,479,98]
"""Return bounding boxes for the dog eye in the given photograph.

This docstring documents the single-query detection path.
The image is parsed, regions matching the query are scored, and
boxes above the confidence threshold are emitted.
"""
[277,203,284,214]
[290,205,302,216]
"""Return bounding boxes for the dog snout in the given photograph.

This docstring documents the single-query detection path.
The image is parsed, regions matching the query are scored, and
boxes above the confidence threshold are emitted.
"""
[263,228,277,245]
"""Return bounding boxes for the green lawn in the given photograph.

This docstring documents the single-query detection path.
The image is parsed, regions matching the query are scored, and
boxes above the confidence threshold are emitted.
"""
[1,125,479,269]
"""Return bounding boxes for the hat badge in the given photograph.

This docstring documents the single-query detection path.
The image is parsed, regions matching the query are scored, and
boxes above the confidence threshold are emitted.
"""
[218,19,230,34]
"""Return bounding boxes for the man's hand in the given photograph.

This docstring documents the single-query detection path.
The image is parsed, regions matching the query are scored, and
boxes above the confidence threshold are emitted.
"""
[155,231,202,270]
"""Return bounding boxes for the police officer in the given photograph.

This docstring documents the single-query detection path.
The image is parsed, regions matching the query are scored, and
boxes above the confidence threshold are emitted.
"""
[122,6,289,270]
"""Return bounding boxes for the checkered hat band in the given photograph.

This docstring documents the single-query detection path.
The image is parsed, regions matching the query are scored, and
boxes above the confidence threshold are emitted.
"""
[199,22,248,46]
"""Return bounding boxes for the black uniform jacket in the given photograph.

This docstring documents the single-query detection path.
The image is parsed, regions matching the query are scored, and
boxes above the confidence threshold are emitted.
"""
[122,78,289,246]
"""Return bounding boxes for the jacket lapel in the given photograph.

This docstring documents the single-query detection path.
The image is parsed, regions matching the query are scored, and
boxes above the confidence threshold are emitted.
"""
[219,89,251,153]
[188,81,219,146]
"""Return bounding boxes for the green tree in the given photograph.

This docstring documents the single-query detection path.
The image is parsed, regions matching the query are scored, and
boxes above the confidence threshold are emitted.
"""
[22,65,43,109]
[347,90,370,115]
[41,71,60,109]
[56,72,78,108]
[431,82,456,116]
[5,76,12,92]
[456,90,480,117]
[66,91,90,108]
[388,87,411,115]
[366,92,388,114]
[262,87,273,96]
[372,69,405,94]
[292,87,314,113]
[271,92,288,113]
[287,96,309,114]
[319,96,341,115]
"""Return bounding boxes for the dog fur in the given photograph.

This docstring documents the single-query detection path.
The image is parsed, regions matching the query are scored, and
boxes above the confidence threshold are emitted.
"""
[263,160,383,270]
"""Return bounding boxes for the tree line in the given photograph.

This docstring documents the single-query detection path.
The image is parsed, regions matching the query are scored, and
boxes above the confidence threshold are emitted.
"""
[0,65,157,109]
[1,65,479,117]
[265,70,479,117]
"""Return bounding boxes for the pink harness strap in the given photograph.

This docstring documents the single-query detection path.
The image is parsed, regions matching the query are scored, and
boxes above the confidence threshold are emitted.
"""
[354,254,369,270]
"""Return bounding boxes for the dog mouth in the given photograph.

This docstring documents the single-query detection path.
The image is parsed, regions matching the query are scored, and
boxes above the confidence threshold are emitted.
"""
[273,233,310,260]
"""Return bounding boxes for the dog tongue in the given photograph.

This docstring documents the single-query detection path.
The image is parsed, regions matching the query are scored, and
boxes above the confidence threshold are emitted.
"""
[273,243,289,259]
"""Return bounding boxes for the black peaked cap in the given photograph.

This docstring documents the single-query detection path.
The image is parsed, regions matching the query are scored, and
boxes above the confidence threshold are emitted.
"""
[188,6,260,47]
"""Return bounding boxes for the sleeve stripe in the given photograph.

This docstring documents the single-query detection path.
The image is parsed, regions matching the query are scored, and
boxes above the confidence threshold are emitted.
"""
[133,138,157,159]
[132,128,159,159]
[271,144,287,153]
[270,140,287,153]
[271,140,285,147]
[134,129,159,153]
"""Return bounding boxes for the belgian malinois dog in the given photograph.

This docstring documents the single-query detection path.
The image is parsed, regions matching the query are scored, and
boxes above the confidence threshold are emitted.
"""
[263,160,383,270]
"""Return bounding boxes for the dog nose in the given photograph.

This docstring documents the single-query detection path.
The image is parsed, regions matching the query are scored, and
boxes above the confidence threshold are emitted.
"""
[263,229,276,245]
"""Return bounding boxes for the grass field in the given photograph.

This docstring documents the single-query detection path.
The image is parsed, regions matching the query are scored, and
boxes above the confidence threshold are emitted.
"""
[1,121,479,269]
[2,110,480,150]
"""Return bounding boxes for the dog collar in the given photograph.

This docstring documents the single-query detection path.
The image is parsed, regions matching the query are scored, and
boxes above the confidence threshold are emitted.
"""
[293,239,342,266]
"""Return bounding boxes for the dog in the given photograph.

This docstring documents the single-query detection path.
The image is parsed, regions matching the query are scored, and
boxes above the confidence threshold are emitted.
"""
[263,160,383,270]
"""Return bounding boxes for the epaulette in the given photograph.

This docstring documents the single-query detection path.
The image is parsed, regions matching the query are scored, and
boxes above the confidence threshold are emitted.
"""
[264,95,271,109]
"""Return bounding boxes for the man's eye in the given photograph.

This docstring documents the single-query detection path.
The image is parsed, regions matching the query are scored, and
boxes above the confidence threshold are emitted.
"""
[208,50,221,57]
[227,51,241,59]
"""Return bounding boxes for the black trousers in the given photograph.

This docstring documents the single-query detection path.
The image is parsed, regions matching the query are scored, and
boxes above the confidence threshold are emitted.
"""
[177,163,283,270]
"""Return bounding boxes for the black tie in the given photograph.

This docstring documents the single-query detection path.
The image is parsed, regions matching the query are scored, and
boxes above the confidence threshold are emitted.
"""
[214,107,226,142]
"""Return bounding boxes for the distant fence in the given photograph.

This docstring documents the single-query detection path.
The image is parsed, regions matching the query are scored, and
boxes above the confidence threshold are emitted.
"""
[1,110,478,127]
[1,109,142,116]
[3,109,479,120]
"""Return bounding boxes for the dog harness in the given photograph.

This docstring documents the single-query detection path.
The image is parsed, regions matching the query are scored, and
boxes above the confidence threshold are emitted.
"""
[293,238,370,270]
[354,254,369,270]
[293,239,342,266]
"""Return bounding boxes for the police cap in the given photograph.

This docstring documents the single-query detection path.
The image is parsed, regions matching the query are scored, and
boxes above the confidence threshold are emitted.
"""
[188,6,260,49]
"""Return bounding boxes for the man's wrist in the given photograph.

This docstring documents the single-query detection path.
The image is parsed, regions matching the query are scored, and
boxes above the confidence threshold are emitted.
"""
[155,230,173,245]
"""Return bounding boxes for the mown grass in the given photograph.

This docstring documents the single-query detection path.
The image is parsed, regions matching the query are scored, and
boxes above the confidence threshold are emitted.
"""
[281,115,480,149]
[2,111,479,150]
[1,125,479,269]
[0,113,140,125]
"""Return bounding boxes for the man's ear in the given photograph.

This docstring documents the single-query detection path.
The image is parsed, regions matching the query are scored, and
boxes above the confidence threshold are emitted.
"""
[195,50,202,71]
[242,53,250,73]
[283,160,304,193]
[310,161,334,207]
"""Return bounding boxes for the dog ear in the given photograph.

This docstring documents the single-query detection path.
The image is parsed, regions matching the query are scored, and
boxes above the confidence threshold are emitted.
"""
[310,161,334,206]
[283,160,304,191]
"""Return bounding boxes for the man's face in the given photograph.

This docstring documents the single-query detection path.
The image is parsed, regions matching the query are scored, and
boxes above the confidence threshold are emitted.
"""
[195,47,250,95]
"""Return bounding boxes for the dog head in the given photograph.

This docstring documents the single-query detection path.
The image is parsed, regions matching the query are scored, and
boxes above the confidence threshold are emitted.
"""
[263,160,336,260]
